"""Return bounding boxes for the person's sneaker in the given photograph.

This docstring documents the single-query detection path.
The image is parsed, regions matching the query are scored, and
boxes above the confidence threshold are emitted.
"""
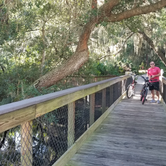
[150,99,156,103]
[157,100,160,104]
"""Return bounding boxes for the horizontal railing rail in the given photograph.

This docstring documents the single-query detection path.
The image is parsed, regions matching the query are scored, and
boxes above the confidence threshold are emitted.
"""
[0,75,131,166]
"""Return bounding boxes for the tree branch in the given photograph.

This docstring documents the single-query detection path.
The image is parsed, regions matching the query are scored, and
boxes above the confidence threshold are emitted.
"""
[139,31,166,66]
[98,32,134,60]
[34,0,166,89]
[105,0,166,22]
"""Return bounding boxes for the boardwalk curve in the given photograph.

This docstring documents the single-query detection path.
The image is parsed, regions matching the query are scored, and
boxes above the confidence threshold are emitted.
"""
[67,76,166,166]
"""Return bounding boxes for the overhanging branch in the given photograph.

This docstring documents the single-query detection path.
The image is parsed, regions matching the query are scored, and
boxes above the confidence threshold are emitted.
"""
[139,31,166,66]
[98,32,134,60]
[34,0,166,89]
[105,0,166,22]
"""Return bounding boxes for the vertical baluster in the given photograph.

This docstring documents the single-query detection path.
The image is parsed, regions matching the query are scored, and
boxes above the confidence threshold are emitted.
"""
[118,81,121,98]
[121,79,125,94]
[21,121,32,166]
[164,84,166,103]
[90,94,95,126]
[113,83,116,101]
[102,89,106,113]
[110,85,113,106]
[159,69,164,98]
[68,102,75,148]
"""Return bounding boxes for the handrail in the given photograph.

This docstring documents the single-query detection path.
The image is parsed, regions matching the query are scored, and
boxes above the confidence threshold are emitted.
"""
[0,74,131,166]
[162,77,166,84]
[0,75,129,133]
[0,75,128,114]
[161,76,166,104]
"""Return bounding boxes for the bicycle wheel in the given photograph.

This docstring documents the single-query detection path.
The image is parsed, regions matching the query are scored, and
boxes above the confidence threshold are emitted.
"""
[142,89,147,105]
[126,84,134,99]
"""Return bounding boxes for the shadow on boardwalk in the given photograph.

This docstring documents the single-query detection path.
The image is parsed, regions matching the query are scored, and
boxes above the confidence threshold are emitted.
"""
[66,76,166,166]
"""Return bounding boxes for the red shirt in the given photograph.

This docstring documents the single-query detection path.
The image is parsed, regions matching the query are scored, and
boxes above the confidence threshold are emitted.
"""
[147,66,160,82]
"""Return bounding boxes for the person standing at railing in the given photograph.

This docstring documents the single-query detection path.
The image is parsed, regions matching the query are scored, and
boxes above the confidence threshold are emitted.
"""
[147,61,161,104]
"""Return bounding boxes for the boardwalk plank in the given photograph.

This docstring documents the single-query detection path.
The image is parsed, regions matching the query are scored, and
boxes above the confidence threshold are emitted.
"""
[66,80,166,166]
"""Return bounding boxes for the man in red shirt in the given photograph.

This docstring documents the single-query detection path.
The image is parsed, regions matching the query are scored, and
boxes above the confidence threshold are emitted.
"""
[147,61,161,104]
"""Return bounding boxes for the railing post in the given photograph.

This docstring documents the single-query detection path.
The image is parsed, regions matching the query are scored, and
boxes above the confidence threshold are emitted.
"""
[117,81,121,97]
[68,102,75,148]
[102,89,106,113]
[159,69,164,98]
[110,85,113,105]
[163,84,166,102]
[90,94,95,126]
[121,79,125,94]
[113,83,116,101]
[21,121,32,166]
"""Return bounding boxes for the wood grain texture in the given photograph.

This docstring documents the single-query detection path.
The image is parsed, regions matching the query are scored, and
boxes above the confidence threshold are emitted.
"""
[90,94,95,126]
[35,76,129,117]
[66,85,166,166]
[102,89,106,113]
[21,121,32,166]
[52,91,126,166]
[162,77,166,84]
[0,75,129,115]
[0,106,36,133]
[68,102,75,148]
[0,75,130,133]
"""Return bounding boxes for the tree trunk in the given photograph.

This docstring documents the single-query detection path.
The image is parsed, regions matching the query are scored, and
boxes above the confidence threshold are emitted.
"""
[40,23,46,76]
[34,0,166,89]
[35,49,89,89]
[139,31,166,66]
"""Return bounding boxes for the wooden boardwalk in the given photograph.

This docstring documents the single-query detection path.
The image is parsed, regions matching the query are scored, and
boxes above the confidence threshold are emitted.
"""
[66,81,166,166]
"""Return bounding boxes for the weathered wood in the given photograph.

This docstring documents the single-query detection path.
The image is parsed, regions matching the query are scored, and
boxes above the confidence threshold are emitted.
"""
[52,91,126,166]
[113,83,116,101]
[35,76,129,117]
[21,121,32,166]
[110,85,113,105]
[159,71,164,95]
[90,94,95,126]
[102,89,106,113]
[66,85,166,166]
[121,80,125,94]
[117,81,121,97]
[162,77,166,84]
[0,106,36,133]
[0,75,130,133]
[0,75,129,115]
[68,102,75,148]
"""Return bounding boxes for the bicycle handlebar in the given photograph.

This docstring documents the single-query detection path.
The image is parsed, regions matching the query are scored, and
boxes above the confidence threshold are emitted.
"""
[141,75,153,83]
[141,75,147,81]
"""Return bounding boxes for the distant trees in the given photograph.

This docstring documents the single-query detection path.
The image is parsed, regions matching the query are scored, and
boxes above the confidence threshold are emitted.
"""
[0,0,166,103]
[35,0,166,89]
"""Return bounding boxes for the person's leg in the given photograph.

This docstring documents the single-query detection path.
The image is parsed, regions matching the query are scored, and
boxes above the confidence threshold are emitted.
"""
[154,82,160,103]
[149,83,155,103]
[156,90,159,100]
[151,90,155,100]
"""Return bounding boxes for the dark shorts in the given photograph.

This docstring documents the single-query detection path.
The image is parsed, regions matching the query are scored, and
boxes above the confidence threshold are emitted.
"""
[149,82,159,91]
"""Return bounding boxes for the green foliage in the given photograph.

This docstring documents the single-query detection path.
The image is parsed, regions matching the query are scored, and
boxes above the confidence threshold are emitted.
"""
[100,21,108,27]
[77,58,128,76]
[0,0,166,106]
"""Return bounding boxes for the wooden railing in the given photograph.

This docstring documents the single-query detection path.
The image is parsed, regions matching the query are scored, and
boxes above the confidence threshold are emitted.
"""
[0,75,131,166]
[160,77,166,104]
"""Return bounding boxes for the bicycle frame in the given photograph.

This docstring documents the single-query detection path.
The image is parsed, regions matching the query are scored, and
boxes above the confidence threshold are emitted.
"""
[140,76,149,104]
